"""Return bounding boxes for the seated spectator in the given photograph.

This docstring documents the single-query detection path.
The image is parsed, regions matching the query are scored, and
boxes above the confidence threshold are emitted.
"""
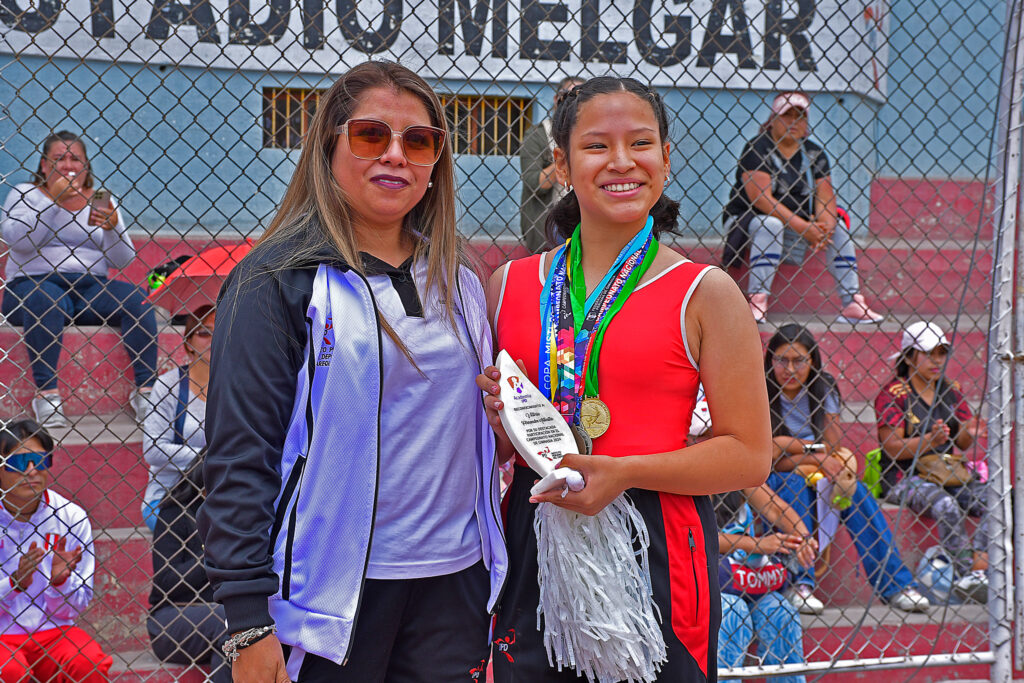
[0,418,112,682]
[519,75,584,253]
[1,131,157,428]
[141,305,213,531]
[147,455,229,682]
[875,321,988,603]
[721,92,883,325]
[765,324,928,614]
[716,485,815,683]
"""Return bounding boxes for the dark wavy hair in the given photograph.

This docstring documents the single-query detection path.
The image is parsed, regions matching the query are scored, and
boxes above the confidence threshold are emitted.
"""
[764,324,839,441]
[0,418,55,457]
[32,131,94,190]
[544,77,679,243]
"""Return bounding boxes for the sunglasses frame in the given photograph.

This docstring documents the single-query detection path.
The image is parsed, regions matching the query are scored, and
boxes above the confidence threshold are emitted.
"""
[336,118,446,167]
[1,450,53,473]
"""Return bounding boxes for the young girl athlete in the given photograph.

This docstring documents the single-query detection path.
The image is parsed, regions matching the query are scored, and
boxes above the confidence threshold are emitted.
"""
[478,77,771,682]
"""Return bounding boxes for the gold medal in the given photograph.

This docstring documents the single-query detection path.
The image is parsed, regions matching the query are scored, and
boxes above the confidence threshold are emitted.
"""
[580,397,611,438]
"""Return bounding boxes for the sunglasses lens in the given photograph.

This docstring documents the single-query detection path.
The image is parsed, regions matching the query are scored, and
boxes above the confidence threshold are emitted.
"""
[347,120,391,159]
[403,127,443,165]
[3,452,52,472]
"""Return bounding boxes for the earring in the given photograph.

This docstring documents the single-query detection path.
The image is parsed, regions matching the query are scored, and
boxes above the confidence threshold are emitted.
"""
[427,181,433,188]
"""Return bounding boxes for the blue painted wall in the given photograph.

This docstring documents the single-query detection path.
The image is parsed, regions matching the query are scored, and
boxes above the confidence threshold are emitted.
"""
[0,0,1006,240]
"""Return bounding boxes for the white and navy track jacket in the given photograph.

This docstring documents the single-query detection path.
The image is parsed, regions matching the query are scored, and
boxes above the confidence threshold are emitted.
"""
[0,489,96,635]
[198,234,508,666]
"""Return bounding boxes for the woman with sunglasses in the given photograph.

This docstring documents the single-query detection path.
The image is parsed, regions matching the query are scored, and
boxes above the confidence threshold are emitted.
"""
[479,77,771,682]
[764,324,927,614]
[198,61,506,683]
[140,305,215,531]
[0,418,112,682]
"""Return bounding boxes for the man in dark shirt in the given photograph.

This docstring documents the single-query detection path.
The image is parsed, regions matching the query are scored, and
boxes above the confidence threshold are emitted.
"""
[518,76,583,254]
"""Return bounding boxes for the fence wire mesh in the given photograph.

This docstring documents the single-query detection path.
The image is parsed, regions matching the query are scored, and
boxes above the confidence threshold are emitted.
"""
[0,0,1019,680]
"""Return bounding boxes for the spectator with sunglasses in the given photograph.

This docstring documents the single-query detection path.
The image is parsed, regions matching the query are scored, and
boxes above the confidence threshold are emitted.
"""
[140,305,214,531]
[518,76,584,253]
[0,418,112,682]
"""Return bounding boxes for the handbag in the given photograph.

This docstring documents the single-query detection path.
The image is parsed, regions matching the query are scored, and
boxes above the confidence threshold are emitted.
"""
[917,452,973,487]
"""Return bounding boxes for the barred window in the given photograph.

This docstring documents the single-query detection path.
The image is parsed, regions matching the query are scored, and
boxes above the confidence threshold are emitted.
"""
[262,88,322,149]
[261,89,531,155]
[441,95,532,156]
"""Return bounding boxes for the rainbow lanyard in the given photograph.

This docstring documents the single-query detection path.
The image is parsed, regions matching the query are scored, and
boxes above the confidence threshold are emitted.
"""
[538,217,658,424]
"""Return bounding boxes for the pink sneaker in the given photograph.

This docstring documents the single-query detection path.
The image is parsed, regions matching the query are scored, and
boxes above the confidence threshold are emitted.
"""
[837,294,884,324]
[749,293,769,324]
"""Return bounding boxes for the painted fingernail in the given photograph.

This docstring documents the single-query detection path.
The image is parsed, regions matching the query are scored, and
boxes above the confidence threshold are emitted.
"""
[495,401,503,409]
[491,384,500,393]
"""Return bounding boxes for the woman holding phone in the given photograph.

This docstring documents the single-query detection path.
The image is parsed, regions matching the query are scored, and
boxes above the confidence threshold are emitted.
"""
[478,77,771,682]
[198,61,506,682]
[1,131,157,428]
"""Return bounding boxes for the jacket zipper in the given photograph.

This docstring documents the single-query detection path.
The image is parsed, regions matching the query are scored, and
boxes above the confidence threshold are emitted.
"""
[340,272,385,666]
[278,317,320,600]
[456,275,509,613]
[688,528,700,623]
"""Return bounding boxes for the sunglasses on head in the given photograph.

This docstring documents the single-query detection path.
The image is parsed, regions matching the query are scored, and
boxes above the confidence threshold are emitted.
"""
[336,118,446,167]
[2,451,53,473]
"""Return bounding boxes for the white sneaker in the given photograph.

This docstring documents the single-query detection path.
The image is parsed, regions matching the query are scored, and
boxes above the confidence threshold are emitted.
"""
[32,393,69,429]
[836,294,885,324]
[953,570,988,603]
[889,586,931,612]
[787,584,824,615]
[749,293,769,324]
[130,388,154,423]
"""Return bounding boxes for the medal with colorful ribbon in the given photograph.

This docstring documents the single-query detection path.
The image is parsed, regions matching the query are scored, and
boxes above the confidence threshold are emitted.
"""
[539,216,659,438]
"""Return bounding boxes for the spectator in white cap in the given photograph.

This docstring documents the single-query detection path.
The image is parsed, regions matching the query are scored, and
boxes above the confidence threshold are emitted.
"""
[722,92,883,325]
[874,321,988,603]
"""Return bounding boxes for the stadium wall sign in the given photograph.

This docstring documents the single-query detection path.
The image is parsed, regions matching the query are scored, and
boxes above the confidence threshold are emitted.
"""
[0,0,889,99]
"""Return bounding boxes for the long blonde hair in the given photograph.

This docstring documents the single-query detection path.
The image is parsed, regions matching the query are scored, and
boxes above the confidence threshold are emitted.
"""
[256,61,464,360]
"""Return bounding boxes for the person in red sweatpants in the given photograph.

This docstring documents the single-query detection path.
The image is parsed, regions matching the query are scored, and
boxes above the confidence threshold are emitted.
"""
[1,419,112,682]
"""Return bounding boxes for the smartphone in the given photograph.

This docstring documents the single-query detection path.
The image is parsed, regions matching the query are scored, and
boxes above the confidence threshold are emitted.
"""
[89,188,111,225]
[803,443,827,454]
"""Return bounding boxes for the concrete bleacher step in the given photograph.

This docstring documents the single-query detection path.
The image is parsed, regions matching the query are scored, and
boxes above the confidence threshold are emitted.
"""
[109,651,206,683]
[47,413,145,527]
[86,527,154,653]
[0,324,186,418]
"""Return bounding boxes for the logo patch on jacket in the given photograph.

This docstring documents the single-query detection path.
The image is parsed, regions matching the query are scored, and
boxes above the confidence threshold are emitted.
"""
[317,316,334,367]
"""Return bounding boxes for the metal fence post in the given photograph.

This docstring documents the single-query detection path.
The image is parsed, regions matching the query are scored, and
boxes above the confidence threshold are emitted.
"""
[989,0,1024,679]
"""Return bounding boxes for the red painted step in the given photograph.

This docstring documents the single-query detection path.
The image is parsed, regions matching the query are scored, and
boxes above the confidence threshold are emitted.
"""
[83,531,153,654]
[0,326,187,417]
[869,178,994,242]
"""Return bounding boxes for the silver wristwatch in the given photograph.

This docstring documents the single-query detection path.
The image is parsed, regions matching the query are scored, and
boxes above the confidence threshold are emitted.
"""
[222,625,277,662]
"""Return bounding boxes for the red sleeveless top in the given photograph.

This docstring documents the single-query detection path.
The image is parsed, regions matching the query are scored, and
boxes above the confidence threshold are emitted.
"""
[495,253,714,461]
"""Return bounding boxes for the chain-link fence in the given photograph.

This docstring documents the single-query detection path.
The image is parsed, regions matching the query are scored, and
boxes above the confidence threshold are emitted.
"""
[0,0,1021,679]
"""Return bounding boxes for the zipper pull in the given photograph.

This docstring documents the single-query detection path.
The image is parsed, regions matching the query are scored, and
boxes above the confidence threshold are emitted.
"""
[688,528,696,552]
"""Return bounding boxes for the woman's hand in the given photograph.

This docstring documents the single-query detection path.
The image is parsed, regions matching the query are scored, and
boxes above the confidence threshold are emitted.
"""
[529,452,627,516]
[818,455,844,480]
[49,537,83,587]
[476,364,511,445]
[794,535,818,568]
[12,542,44,591]
[88,203,118,230]
[925,421,951,450]
[231,634,289,683]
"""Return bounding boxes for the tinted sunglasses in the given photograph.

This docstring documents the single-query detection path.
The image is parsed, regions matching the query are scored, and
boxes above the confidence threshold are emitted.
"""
[336,118,445,167]
[2,451,53,473]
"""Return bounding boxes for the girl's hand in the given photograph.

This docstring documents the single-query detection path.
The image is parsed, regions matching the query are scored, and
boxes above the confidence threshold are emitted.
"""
[12,542,44,591]
[529,452,627,516]
[794,535,818,568]
[231,634,289,683]
[753,532,800,556]
[818,455,844,480]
